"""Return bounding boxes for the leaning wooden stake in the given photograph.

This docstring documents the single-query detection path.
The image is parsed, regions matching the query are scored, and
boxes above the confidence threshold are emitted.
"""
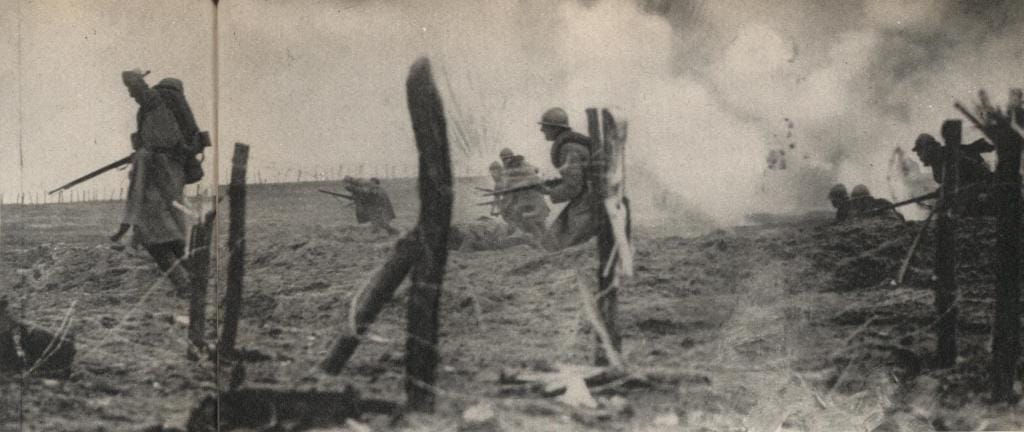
[980,90,1023,403]
[218,143,250,355]
[404,57,453,412]
[934,120,960,368]
[320,231,420,374]
[187,209,216,359]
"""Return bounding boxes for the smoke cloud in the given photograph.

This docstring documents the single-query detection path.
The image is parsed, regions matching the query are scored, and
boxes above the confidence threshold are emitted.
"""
[4,0,1022,227]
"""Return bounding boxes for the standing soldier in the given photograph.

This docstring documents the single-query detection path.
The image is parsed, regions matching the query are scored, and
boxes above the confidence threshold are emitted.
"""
[114,69,195,298]
[912,133,995,216]
[535,107,600,251]
[342,176,400,235]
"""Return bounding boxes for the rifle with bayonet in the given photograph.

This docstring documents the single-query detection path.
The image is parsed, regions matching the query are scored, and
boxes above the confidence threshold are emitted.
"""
[482,178,562,197]
[317,189,355,201]
[49,154,134,195]
[864,190,940,215]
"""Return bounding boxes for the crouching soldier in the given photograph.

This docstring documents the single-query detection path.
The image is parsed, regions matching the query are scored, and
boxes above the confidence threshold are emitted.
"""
[497,148,550,236]
[848,184,905,221]
[342,176,400,235]
[535,107,600,251]
[828,183,904,222]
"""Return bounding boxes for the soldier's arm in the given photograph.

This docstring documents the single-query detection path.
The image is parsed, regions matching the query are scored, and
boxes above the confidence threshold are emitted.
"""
[546,144,587,203]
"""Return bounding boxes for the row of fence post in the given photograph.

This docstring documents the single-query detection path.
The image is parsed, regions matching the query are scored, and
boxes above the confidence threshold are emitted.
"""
[1,164,484,205]
[0,185,209,206]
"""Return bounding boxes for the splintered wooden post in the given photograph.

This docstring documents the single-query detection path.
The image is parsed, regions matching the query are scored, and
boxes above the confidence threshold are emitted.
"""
[935,120,960,368]
[404,58,453,412]
[218,143,250,355]
[320,230,419,374]
[586,108,619,366]
[187,210,216,358]
[990,91,1023,403]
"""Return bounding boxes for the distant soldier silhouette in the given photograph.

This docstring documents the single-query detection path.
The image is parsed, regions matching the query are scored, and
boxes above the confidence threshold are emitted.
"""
[828,184,851,222]
[342,176,399,235]
[829,184,904,222]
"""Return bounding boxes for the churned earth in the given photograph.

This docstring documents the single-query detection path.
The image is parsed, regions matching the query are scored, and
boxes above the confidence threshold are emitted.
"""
[2,178,1023,431]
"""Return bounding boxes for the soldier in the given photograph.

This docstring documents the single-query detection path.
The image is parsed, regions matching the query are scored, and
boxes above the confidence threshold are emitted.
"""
[912,133,995,216]
[342,176,400,235]
[114,69,195,298]
[447,216,535,252]
[495,149,550,236]
[848,184,905,222]
[828,184,850,221]
[912,133,994,186]
[535,107,600,251]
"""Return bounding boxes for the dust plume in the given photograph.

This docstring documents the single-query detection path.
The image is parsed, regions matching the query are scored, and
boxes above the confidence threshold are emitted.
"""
[278,0,1020,226]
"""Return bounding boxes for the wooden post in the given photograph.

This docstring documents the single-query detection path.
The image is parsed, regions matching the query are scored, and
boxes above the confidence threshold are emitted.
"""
[404,58,453,412]
[935,120,960,368]
[586,109,617,365]
[188,210,216,359]
[218,143,250,355]
[321,231,420,374]
[988,91,1023,402]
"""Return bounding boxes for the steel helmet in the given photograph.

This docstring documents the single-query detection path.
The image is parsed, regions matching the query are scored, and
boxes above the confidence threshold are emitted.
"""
[913,133,938,151]
[489,161,503,171]
[851,184,870,199]
[538,107,569,128]
[828,184,848,200]
[499,148,514,160]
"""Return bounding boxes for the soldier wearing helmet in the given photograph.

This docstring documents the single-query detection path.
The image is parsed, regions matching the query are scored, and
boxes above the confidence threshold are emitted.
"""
[494,148,549,236]
[342,176,399,236]
[535,107,600,250]
[828,184,850,221]
[912,132,995,216]
[912,133,994,185]
[829,183,904,222]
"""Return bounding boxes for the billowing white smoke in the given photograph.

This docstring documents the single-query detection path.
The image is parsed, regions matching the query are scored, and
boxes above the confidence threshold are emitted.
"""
[220,0,1023,226]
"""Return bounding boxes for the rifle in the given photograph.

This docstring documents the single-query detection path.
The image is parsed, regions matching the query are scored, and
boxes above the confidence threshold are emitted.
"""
[317,189,355,200]
[864,190,940,214]
[49,154,133,195]
[483,178,562,197]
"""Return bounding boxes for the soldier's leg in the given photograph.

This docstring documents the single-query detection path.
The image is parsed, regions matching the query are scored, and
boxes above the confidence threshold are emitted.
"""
[110,223,131,242]
[145,241,192,298]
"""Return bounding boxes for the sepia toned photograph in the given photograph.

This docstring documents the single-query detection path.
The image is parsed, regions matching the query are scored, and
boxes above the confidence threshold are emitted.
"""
[2,0,1024,430]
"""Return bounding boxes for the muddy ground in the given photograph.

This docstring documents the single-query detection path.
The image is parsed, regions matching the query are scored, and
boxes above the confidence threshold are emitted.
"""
[3,178,1024,431]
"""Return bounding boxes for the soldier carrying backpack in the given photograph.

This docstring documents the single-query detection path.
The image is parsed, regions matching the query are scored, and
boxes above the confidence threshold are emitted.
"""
[535,107,602,251]
[112,69,209,298]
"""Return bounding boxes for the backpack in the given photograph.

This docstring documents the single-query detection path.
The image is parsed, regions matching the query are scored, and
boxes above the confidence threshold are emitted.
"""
[154,81,209,184]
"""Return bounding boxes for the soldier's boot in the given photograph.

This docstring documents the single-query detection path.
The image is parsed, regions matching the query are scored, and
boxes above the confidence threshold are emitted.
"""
[166,264,193,299]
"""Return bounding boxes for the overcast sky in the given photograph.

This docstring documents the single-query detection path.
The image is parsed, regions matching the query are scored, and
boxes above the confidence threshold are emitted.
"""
[3,0,1022,223]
